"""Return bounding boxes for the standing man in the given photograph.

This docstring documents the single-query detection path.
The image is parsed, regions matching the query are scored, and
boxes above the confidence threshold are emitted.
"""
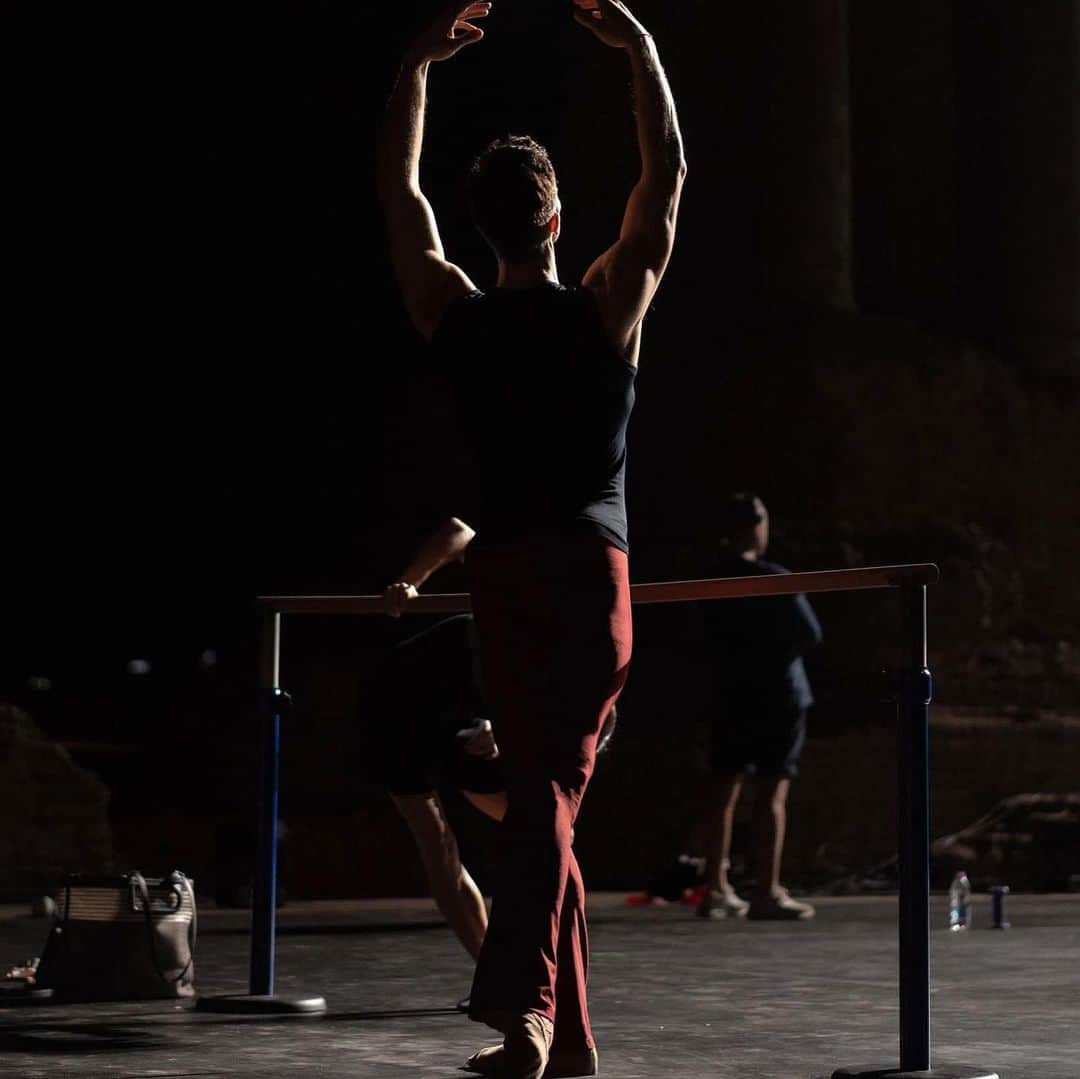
[377,2,686,1075]
[696,493,823,921]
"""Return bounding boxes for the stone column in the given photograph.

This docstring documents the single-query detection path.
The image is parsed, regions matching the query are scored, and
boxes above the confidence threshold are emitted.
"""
[957,1,1079,378]
[758,0,855,314]
[848,1,958,324]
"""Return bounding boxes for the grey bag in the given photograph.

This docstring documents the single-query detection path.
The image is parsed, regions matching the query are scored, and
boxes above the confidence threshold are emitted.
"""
[34,870,196,1001]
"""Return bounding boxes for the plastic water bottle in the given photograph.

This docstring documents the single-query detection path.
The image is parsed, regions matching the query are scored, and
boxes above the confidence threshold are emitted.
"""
[991,884,1010,929]
[948,870,972,931]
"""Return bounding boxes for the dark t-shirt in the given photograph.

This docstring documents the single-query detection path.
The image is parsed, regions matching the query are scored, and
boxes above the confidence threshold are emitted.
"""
[432,283,637,552]
[701,557,822,714]
[371,615,504,796]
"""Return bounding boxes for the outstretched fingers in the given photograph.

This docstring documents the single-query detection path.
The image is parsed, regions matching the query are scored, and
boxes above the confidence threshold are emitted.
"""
[450,1,491,49]
[454,1,491,29]
[408,0,491,63]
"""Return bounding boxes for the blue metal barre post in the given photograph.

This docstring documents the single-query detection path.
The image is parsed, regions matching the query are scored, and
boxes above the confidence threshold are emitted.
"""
[250,609,283,996]
[195,609,326,1015]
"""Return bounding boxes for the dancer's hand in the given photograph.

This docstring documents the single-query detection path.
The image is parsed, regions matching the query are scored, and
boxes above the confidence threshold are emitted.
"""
[382,581,419,617]
[571,0,649,49]
[407,2,492,64]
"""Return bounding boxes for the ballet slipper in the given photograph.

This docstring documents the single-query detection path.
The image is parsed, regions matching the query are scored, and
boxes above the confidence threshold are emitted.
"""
[462,1012,553,1078]
[463,1040,598,1077]
[462,1044,502,1075]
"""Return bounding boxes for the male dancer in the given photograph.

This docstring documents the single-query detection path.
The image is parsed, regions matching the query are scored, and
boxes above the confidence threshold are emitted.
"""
[378,3,685,1075]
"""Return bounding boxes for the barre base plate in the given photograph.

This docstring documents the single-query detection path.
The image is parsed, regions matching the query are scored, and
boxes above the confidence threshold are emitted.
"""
[195,993,327,1015]
[833,1067,999,1079]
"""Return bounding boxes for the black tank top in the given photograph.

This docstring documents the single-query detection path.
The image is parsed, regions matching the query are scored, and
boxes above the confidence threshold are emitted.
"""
[433,283,637,552]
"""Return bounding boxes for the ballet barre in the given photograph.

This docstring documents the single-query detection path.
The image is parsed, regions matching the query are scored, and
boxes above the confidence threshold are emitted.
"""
[221,563,941,1074]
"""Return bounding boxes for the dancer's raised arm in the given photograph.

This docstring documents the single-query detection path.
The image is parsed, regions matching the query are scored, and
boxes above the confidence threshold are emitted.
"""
[574,0,687,362]
[377,4,491,340]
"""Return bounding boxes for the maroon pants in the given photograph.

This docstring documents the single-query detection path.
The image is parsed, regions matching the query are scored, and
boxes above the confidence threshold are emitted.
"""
[467,534,633,1051]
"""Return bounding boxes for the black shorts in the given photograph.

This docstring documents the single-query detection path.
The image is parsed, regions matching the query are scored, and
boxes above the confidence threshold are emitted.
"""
[367,615,505,797]
[709,709,807,779]
[384,734,508,797]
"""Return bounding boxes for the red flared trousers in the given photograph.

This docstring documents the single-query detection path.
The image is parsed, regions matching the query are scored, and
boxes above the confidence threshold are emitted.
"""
[467,534,633,1051]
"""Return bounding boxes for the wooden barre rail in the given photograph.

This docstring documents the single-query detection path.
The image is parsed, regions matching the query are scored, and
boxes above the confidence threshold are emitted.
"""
[258,562,938,615]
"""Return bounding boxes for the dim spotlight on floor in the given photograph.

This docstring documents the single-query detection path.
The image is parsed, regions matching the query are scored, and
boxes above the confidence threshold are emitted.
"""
[126,659,152,675]
[198,648,218,669]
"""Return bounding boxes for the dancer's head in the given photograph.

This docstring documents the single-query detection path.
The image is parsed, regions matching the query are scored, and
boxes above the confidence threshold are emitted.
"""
[722,492,769,558]
[467,135,560,265]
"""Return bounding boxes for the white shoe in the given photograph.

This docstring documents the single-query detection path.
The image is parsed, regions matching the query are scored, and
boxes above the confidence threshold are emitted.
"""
[696,887,749,919]
[748,887,815,921]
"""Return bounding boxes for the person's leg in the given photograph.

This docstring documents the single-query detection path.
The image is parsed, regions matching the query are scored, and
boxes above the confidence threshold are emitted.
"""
[464,733,612,1078]
[746,774,815,920]
[702,772,743,893]
[550,848,591,1050]
[697,772,750,918]
[467,539,631,1062]
[744,709,814,919]
[470,767,592,1023]
[468,844,596,1077]
[392,792,488,959]
[749,775,790,899]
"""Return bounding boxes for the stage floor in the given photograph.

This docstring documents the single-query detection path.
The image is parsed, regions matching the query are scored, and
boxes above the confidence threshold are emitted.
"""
[2,894,1078,1078]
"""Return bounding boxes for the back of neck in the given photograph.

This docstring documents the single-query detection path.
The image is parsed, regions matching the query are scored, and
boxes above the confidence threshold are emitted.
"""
[497,252,559,290]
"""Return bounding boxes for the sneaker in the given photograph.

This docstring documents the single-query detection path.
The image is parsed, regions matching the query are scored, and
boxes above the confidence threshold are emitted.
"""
[696,887,749,919]
[747,887,815,921]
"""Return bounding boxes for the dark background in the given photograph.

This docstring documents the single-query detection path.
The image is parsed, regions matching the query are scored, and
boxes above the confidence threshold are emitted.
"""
[3,1,1077,899]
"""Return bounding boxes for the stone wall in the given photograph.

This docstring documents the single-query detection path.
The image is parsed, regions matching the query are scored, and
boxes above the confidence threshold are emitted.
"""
[0,706,113,900]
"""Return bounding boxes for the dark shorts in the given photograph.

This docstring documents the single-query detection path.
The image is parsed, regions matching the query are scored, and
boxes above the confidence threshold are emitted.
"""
[380,715,509,797]
[386,743,507,803]
[709,709,807,779]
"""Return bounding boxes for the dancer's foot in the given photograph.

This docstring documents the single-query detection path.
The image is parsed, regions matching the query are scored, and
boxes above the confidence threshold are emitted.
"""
[695,886,749,919]
[463,1042,597,1077]
[465,1012,553,1079]
[747,886,815,921]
